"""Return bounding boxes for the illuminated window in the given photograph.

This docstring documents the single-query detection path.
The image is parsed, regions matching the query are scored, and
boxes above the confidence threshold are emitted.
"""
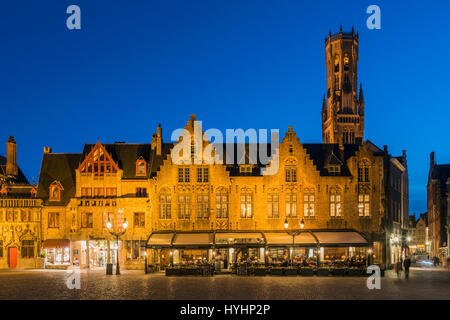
[197,194,209,219]
[303,193,315,217]
[0,240,3,257]
[285,193,297,217]
[48,212,60,228]
[267,193,279,218]
[178,194,191,219]
[334,55,340,72]
[240,193,252,218]
[330,192,342,217]
[239,165,252,175]
[159,194,171,219]
[344,53,350,70]
[358,194,370,217]
[216,192,228,218]
[103,212,114,228]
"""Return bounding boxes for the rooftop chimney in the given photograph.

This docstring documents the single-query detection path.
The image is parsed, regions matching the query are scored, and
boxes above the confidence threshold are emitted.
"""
[6,136,18,176]
[430,151,435,167]
[43,146,52,154]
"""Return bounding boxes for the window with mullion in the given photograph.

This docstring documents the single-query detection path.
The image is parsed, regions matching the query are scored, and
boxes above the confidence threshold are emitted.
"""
[215,193,228,218]
[303,194,315,217]
[159,194,171,219]
[267,193,279,218]
[285,193,297,217]
[240,193,252,218]
[197,194,209,219]
[178,195,191,219]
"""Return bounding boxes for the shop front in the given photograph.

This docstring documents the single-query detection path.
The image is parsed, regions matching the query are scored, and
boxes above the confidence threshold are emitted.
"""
[42,239,70,267]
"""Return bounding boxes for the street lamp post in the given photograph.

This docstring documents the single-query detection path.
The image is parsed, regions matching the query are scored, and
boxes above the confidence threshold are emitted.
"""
[106,218,128,275]
[284,218,305,266]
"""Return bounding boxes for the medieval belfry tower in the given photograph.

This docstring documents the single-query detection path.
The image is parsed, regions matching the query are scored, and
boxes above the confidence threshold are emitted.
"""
[322,27,365,144]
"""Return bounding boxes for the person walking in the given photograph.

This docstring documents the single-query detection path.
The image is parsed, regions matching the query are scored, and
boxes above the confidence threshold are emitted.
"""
[403,256,411,279]
[394,260,401,278]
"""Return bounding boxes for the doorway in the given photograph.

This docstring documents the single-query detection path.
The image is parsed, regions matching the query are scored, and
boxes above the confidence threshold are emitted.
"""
[8,247,17,268]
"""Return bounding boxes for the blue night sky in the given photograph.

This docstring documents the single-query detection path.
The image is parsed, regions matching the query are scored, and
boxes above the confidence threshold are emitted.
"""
[1,1,449,215]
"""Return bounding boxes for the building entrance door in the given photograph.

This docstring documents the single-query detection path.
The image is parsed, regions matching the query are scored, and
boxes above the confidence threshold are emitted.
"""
[8,247,17,268]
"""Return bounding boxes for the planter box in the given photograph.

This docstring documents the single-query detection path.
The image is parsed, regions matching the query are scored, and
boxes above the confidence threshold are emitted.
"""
[284,267,298,276]
[165,267,181,276]
[254,268,267,276]
[347,268,361,276]
[300,268,314,276]
[270,267,284,276]
[316,268,330,277]
[332,268,346,276]
[237,265,248,276]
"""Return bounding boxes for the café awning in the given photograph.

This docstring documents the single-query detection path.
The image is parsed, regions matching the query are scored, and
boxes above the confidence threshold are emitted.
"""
[147,233,174,247]
[215,232,265,246]
[264,232,317,246]
[314,231,368,246]
[42,239,70,249]
[172,233,213,247]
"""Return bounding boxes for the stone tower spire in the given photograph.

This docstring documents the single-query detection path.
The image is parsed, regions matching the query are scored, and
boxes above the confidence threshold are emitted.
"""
[322,27,365,144]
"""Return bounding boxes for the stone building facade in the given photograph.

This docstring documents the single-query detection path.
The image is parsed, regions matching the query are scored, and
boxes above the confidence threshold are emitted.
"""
[0,137,42,269]
[408,213,429,254]
[2,28,410,270]
[427,152,449,261]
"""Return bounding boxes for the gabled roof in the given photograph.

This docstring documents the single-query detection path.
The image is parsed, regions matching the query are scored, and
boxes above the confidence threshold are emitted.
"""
[303,143,361,176]
[81,143,151,179]
[37,153,81,205]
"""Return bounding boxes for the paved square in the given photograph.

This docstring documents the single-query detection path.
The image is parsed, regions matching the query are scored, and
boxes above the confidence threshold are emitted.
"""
[0,267,449,300]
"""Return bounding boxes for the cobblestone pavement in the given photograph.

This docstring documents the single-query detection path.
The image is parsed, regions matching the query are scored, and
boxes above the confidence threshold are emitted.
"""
[0,267,449,300]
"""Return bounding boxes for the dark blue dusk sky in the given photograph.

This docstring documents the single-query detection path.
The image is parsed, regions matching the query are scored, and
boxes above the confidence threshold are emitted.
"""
[1,1,449,215]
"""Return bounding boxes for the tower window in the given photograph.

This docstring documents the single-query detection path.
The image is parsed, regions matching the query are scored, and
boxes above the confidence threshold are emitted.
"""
[344,53,350,70]
[334,55,340,72]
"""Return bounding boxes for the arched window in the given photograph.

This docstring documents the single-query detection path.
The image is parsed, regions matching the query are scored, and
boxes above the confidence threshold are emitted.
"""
[136,159,146,176]
[344,53,350,70]
[49,182,63,201]
[334,55,340,72]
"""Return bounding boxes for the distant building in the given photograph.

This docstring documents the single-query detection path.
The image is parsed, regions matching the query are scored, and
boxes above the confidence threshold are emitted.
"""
[427,152,449,261]
[0,137,42,268]
[408,213,429,254]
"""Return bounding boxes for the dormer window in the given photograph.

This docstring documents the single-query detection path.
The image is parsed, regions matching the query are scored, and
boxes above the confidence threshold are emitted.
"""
[136,159,146,176]
[240,165,252,175]
[30,188,37,198]
[328,165,341,176]
[49,182,63,201]
[0,187,7,197]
